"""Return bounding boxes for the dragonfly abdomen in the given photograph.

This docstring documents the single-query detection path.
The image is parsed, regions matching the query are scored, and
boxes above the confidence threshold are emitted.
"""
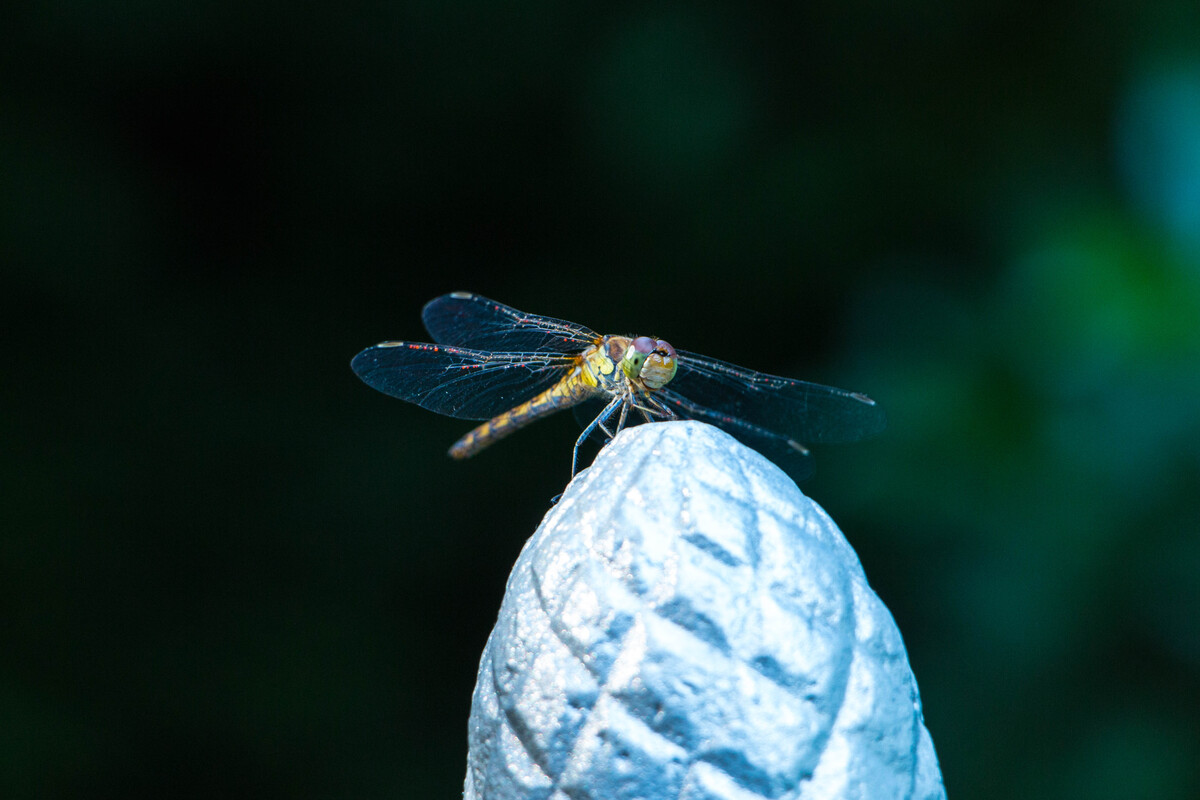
[448,371,599,460]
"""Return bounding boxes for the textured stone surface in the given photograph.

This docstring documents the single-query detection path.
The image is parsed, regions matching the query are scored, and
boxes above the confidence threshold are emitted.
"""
[463,421,945,800]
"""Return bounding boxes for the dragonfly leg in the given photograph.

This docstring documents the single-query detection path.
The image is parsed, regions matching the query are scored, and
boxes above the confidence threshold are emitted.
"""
[573,395,625,476]
[596,391,634,443]
[634,392,676,422]
[613,397,631,436]
[596,410,618,442]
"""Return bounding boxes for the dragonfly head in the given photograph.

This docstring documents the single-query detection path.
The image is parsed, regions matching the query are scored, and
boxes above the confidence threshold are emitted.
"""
[623,336,678,389]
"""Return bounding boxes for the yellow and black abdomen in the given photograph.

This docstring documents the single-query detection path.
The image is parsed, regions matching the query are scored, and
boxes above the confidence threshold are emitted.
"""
[448,369,599,460]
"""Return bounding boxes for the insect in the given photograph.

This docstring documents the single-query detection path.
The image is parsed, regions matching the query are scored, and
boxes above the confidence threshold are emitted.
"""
[351,292,885,480]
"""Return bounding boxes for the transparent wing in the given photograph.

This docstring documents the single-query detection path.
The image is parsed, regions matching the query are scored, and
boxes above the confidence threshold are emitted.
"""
[422,292,600,353]
[671,351,887,445]
[569,385,825,481]
[351,342,579,420]
[651,386,816,480]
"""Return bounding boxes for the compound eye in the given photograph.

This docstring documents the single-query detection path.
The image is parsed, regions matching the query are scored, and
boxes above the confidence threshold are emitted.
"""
[640,338,678,389]
[631,336,656,355]
[622,339,653,379]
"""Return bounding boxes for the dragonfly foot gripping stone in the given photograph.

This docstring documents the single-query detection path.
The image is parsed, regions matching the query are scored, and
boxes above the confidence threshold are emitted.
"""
[463,421,944,800]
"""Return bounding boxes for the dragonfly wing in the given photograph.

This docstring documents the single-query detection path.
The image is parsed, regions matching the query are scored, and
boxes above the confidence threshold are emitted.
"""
[351,342,577,420]
[671,351,887,445]
[421,292,600,353]
[651,387,815,479]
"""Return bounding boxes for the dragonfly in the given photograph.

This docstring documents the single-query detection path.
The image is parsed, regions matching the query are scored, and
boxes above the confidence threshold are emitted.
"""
[351,292,885,480]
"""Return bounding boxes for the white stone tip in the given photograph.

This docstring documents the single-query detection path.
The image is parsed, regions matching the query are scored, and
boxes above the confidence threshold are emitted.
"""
[464,421,944,800]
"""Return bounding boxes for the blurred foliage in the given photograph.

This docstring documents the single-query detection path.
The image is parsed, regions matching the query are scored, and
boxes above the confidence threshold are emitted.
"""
[3,1,1199,798]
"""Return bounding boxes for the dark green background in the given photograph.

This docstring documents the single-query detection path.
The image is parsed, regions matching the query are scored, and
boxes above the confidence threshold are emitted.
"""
[5,1,1199,797]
